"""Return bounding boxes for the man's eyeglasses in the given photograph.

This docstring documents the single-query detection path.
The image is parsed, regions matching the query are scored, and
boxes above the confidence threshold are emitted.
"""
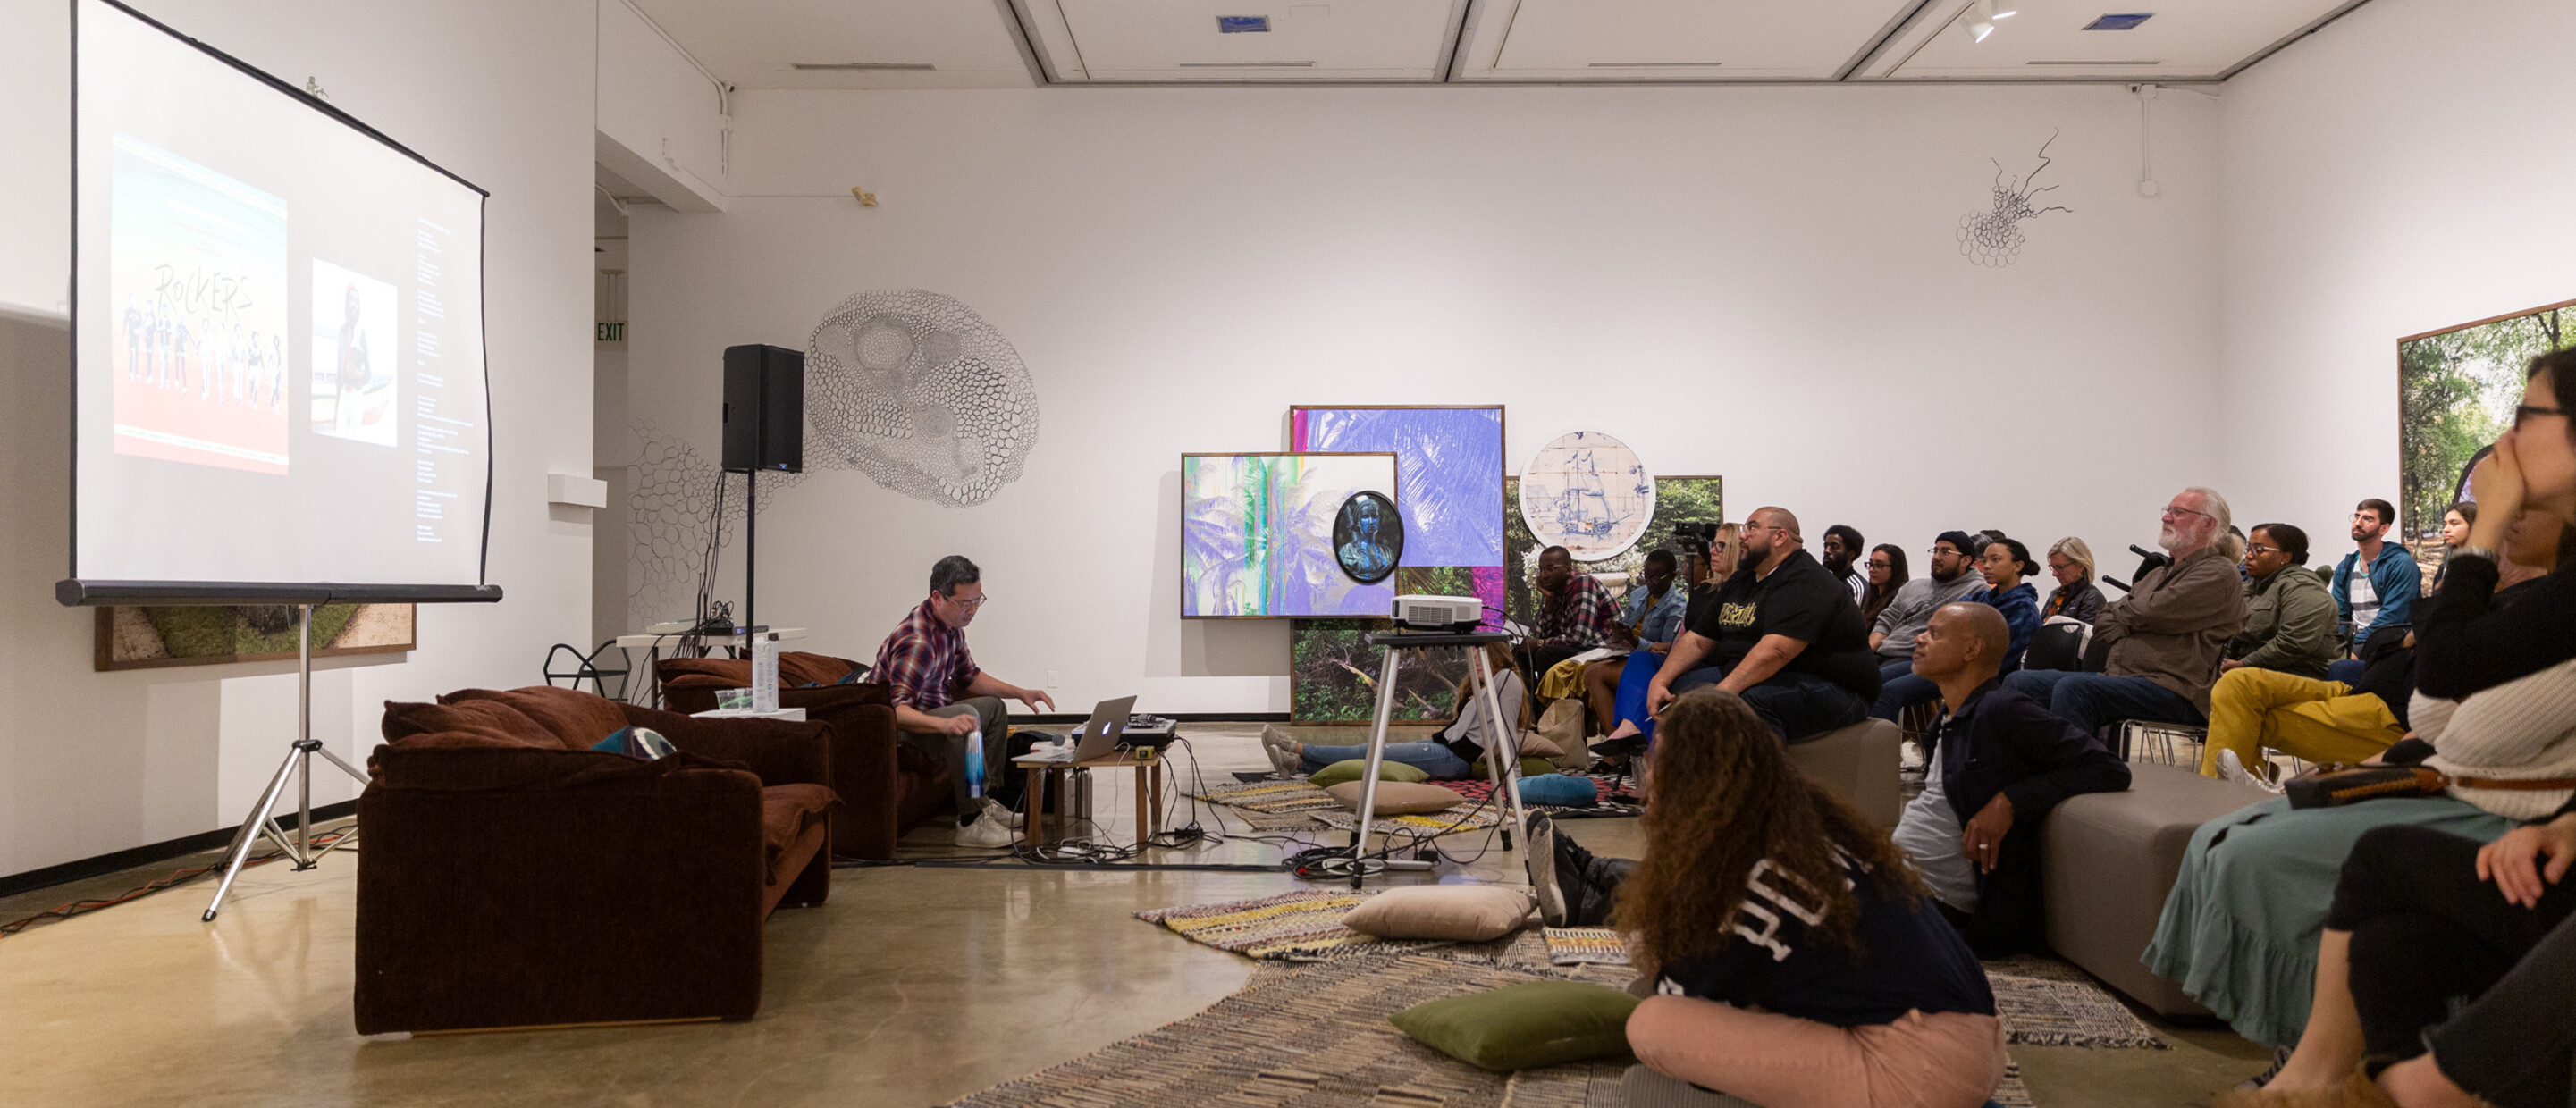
[947,594,990,610]
[2516,404,2567,429]
[2162,505,2210,520]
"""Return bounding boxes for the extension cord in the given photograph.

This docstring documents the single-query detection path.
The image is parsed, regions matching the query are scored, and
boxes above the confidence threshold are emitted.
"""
[1381,859,1435,870]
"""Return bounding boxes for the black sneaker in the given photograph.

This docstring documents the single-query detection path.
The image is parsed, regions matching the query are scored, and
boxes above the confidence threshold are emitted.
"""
[1591,733,1649,760]
[1523,814,1570,927]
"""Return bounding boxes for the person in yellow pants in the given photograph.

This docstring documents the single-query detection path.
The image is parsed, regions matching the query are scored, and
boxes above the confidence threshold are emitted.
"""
[2198,667,2404,778]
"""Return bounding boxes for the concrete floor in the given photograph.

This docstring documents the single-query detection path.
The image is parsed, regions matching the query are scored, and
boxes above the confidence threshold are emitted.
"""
[0,724,2269,1107]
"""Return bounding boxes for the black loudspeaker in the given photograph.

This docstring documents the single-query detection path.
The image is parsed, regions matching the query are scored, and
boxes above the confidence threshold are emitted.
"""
[721,344,804,474]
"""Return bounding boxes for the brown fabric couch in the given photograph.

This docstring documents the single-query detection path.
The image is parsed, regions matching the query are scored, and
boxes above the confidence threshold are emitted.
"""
[655,652,947,860]
[353,685,835,1034]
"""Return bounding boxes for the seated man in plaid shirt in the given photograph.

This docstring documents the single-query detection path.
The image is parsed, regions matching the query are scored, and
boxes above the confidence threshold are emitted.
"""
[1520,545,1631,679]
[872,555,1056,848]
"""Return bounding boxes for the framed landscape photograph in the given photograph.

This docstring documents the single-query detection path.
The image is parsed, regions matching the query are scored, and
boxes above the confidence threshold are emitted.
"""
[2398,298,2576,586]
[96,603,415,671]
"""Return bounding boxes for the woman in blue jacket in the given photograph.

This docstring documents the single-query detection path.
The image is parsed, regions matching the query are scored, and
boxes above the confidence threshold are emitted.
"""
[1970,537,2042,672]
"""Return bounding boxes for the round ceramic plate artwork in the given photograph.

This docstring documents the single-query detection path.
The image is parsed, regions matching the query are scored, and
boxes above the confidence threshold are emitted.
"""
[1519,431,1654,561]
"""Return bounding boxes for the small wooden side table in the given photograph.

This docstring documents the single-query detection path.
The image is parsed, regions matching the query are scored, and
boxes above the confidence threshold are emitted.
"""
[1011,748,1165,846]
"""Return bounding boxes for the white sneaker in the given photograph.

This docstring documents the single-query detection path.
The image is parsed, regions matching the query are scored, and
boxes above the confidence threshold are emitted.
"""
[1265,742,1302,777]
[981,797,1025,829]
[2217,749,2284,794]
[1260,725,1296,753]
[955,812,1017,848]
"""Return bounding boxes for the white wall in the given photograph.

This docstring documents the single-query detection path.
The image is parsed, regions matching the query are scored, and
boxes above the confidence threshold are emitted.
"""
[620,84,2224,715]
[2215,0,2576,544]
[0,1,71,321]
[0,0,595,879]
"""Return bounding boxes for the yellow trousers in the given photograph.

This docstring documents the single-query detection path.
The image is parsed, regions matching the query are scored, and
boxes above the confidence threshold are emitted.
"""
[2199,667,2404,777]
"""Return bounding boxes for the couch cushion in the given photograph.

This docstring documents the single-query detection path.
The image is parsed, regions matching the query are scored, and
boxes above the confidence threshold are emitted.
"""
[1324,780,1461,815]
[381,698,554,747]
[760,784,837,883]
[1343,885,1533,941]
[1783,718,1903,828]
[2043,763,2268,1015]
[442,687,631,750]
[1390,980,1640,1071]
[1310,759,1431,787]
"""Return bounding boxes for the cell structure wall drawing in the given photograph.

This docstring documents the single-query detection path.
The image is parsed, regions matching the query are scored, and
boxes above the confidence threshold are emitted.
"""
[624,420,804,630]
[804,290,1039,508]
[1519,431,1653,562]
[1182,452,1398,618]
[1292,406,1505,569]
[1957,131,2072,268]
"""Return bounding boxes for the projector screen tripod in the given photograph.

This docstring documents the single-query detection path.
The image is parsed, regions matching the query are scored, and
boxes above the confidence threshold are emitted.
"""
[201,603,367,922]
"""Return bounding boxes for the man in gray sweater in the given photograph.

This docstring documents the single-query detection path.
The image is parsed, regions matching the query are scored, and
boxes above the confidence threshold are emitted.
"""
[2004,488,2250,742]
[1867,531,1991,720]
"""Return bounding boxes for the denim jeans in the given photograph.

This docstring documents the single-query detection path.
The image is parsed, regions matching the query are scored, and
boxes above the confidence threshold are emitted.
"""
[2001,669,2201,747]
[1298,741,1470,780]
[1669,664,1869,743]
[1870,659,1941,722]
[2326,658,2368,685]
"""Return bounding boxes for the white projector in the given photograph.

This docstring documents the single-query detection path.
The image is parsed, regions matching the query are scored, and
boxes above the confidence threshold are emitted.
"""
[1393,594,1485,631]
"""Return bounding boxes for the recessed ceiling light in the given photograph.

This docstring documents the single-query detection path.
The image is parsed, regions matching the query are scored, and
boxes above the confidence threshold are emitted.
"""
[789,62,936,71]
[1216,15,1270,33]
[1965,0,2018,44]
[2084,13,2155,30]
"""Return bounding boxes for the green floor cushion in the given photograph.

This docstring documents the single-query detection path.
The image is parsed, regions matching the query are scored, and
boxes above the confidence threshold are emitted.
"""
[1309,759,1430,787]
[1343,885,1534,941]
[1517,773,1600,807]
[1324,780,1461,814]
[1391,980,1641,1071]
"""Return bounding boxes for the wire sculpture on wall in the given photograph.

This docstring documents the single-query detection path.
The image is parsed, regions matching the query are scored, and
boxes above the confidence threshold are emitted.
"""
[804,290,1040,508]
[1957,131,2072,268]
[623,420,805,631]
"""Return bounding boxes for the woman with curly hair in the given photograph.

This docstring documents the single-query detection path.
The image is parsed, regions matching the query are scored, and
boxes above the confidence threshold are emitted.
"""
[1525,688,2005,1108]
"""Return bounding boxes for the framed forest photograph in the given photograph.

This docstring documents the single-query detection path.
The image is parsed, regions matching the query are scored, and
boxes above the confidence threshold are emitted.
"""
[2398,298,2576,585]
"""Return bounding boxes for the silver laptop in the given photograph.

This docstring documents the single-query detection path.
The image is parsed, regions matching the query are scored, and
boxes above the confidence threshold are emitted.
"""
[1023,696,1138,762]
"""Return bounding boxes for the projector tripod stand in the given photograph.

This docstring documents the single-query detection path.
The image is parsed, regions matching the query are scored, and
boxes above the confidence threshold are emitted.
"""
[202,603,367,922]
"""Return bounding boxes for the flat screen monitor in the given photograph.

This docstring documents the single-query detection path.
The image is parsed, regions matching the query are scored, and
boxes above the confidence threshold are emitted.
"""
[63,0,497,605]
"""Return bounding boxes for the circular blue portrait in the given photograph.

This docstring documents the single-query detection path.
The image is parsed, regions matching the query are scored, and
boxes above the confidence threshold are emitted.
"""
[1334,491,1402,584]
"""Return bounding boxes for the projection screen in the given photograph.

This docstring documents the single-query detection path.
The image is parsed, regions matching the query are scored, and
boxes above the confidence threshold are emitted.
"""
[62,0,499,605]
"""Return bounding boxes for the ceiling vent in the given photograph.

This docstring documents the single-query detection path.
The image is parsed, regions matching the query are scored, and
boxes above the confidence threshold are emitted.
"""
[1217,15,1271,33]
[788,62,936,71]
[2084,13,2155,30]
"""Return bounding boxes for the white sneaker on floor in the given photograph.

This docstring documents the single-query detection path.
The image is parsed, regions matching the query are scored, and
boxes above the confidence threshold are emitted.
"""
[955,813,1017,849]
[981,796,1025,829]
[1260,725,1295,752]
[2216,749,2284,794]
[1266,743,1302,777]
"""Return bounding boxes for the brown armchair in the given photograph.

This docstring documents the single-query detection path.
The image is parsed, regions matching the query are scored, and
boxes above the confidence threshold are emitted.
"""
[353,686,834,1034]
[654,651,947,859]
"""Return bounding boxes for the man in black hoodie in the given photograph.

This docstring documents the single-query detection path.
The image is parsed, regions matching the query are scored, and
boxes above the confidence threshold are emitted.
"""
[1894,602,2132,954]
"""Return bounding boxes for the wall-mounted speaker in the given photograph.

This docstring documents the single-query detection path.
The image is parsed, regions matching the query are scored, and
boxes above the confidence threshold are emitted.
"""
[721,344,804,474]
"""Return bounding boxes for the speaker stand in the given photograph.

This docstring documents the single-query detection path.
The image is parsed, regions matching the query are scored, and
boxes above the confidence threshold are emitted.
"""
[201,603,367,921]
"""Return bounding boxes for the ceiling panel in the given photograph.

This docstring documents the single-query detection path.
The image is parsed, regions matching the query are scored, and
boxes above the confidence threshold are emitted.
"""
[1867,0,2363,80]
[1460,0,1924,82]
[1039,0,1462,82]
[625,0,1038,89]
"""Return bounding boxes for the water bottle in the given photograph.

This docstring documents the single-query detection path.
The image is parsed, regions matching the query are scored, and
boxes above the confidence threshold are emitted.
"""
[964,727,984,800]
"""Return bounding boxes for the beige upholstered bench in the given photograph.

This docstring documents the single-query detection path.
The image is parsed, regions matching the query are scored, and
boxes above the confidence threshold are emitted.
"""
[2041,763,2269,1014]
[1783,718,1903,829]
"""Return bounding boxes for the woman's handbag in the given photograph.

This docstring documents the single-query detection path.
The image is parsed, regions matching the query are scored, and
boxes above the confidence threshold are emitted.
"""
[2286,763,2576,809]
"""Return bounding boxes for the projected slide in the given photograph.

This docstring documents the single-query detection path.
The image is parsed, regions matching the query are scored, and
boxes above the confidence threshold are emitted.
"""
[108,135,290,474]
[72,0,492,592]
[310,259,398,446]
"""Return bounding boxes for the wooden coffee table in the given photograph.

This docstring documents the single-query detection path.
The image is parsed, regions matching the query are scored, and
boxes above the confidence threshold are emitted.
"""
[1012,748,1164,846]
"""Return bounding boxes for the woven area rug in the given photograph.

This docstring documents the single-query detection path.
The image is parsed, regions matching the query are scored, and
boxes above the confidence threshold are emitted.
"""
[947,952,2036,1108]
[1435,776,1646,819]
[1309,807,1503,834]
[1191,779,1347,814]
[1136,891,1448,961]
[1544,928,1631,966]
[942,953,1620,1108]
[1983,958,2168,1050]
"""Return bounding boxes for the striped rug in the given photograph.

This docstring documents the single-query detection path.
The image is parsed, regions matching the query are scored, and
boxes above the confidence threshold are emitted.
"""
[1135,891,1444,961]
